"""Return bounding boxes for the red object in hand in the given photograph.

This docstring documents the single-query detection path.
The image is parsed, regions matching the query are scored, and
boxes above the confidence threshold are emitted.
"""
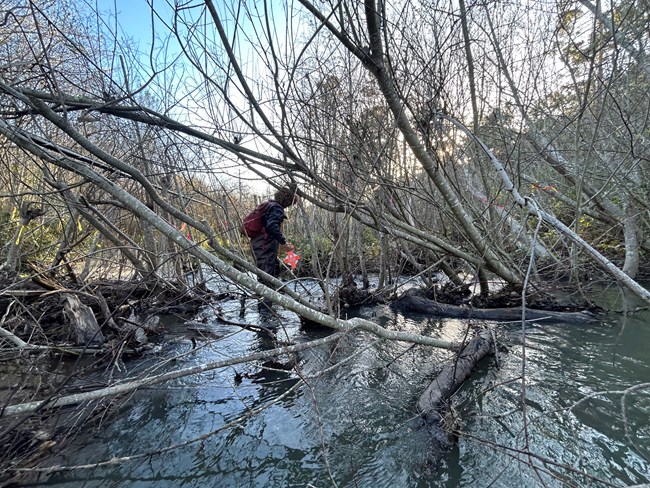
[283,246,300,269]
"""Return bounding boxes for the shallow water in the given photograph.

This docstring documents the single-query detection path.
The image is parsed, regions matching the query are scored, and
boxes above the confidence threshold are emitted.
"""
[29,280,650,487]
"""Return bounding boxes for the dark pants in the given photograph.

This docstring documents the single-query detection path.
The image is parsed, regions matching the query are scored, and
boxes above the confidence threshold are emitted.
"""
[251,234,279,309]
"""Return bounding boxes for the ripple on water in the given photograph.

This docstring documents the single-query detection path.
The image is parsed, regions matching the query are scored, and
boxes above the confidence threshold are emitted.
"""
[41,284,650,487]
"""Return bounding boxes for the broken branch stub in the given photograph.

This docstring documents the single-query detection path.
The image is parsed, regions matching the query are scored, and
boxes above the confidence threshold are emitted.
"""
[63,294,105,346]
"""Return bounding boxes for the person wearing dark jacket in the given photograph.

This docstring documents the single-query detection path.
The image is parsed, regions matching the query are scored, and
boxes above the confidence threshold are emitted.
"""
[250,183,297,311]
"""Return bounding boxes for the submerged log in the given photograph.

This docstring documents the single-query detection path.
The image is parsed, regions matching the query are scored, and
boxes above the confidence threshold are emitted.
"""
[393,292,600,324]
[417,329,493,466]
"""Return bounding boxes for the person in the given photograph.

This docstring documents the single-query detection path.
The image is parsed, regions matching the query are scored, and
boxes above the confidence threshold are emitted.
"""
[249,183,298,312]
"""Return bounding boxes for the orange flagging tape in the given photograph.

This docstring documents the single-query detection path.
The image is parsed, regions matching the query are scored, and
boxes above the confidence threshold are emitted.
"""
[283,247,300,269]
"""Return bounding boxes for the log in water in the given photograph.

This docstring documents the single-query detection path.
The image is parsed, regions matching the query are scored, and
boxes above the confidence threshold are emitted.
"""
[392,293,600,324]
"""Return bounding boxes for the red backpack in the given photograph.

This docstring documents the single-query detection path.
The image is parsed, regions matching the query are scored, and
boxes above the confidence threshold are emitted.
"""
[241,201,272,238]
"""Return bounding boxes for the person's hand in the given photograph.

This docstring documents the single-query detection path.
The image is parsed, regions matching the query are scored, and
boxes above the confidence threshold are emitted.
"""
[280,243,293,254]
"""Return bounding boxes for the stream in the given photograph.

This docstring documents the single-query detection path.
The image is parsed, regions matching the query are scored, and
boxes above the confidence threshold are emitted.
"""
[27,278,650,487]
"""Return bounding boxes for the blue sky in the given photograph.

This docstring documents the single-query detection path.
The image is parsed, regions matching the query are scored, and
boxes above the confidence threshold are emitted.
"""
[90,0,279,192]
[94,0,165,48]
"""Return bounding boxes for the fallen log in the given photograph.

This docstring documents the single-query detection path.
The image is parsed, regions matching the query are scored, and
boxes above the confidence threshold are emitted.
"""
[417,329,494,467]
[393,293,600,324]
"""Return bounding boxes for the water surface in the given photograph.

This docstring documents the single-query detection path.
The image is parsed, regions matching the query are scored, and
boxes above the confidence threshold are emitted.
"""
[32,281,650,487]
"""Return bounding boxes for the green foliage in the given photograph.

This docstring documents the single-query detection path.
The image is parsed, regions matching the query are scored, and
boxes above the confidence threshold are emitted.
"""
[365,229,381,255]
[287,233,330,272]
[0,210,14,246]
[20,218,63,264]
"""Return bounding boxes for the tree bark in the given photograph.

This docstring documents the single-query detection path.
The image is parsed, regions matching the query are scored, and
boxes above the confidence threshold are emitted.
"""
[63,294,105,346]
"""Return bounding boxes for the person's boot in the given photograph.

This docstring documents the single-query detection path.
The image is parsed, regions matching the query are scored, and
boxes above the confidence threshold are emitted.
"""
[257,301,273,314]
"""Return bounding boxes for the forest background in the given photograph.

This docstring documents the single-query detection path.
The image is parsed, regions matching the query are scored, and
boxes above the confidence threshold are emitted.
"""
[1,0,649,483]
[1,0,650,301]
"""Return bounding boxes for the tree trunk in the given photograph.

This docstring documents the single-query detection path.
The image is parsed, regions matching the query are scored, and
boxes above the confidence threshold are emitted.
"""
[622,198,640,278]
[360,0,524,288]
[80,231,101,282]
[378,232,388,288]
[355,222,370,289]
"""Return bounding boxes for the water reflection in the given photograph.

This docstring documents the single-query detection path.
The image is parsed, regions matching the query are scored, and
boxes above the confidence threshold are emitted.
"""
[32,283,650,487]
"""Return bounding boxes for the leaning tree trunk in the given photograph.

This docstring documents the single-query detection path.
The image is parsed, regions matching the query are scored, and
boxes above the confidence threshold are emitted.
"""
[378,231,388,288]
[50,209,82,284]
[51,181,152,280]
[80,231,101,282]
[356,0,524,288]
[158,175,185,283]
